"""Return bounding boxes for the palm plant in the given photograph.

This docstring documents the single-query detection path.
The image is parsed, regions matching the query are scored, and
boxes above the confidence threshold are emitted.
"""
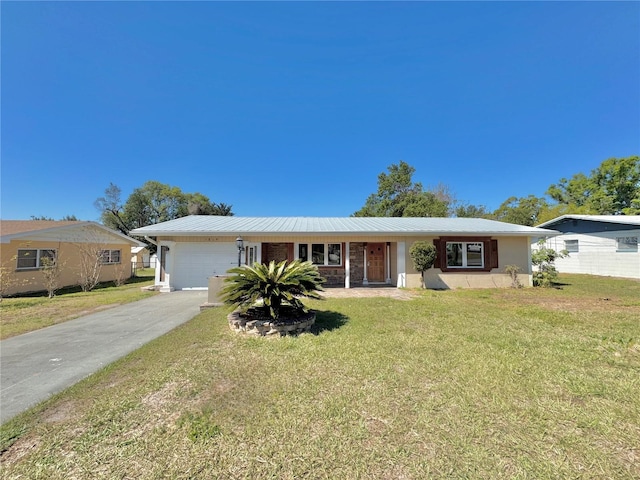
[221,260,324,321]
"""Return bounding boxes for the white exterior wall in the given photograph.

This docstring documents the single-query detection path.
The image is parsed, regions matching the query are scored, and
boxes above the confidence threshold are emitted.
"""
[540,230,640,279]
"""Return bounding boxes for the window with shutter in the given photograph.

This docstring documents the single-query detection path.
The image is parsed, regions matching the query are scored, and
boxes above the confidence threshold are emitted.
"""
[433,237,498,272]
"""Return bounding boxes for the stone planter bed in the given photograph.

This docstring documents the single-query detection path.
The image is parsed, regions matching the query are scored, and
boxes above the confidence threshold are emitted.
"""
[228,307,316,337]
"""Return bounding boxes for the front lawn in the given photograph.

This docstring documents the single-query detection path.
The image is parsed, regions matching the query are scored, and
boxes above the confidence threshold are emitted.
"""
[0,273,157,340]
[1,274,638,478]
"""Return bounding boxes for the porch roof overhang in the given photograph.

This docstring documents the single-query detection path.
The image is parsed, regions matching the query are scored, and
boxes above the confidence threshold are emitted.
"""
[130,216,558,238]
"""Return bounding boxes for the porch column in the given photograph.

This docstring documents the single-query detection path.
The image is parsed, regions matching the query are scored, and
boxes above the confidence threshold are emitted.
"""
[386,242,392,284]
[362,243,369,286]
[396,241,406,288]
[345,242,350,288]
[526,236,533,287]
[159,241,176,292]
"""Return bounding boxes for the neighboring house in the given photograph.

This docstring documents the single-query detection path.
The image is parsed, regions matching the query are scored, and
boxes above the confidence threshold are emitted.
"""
[535,215,640,279]
[129,216,556,291]
[131,246,151,268]
[0,220,146,296]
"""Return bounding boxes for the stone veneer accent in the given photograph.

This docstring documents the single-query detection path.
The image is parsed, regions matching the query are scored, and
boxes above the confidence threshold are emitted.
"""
[264,243,289,263]
[228,310,316,336]
[349,242,365,286]
[318,267,345,286]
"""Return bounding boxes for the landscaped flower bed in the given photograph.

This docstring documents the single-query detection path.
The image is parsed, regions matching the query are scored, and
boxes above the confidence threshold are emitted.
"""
[227,307,315,336]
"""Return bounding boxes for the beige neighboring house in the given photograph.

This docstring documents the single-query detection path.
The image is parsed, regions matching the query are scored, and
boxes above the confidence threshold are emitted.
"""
[131,246,151,268]
[0,220,145,296]
[129,216,556,291]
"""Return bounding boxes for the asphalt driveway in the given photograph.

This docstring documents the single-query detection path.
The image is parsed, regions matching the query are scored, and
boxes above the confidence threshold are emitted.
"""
[0,290,207,424]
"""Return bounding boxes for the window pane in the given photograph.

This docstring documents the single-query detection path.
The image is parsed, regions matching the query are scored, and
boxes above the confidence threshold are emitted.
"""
[466,243,483,267]
[17,249,37,269]
[298,244,308,262]
[328,243,341,265]
[39,249,57,266]
[111,250,121,263]
[617,237,638,252]
[446,243,463,267]
[564,240,579,253]
[311,244,324,265]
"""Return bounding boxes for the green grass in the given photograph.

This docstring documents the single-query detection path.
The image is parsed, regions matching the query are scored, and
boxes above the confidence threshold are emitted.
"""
[0,273,157,339]
[1,274,638,479]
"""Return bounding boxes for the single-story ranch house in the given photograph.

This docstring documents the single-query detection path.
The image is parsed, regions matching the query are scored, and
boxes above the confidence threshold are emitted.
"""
[535,215,640,279]
[0,220,145,296]
[129,216,556,291]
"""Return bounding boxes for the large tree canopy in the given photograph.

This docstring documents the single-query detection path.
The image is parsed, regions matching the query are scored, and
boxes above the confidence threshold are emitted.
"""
[546,156,640,215]
[354,156,638,226]
[95,181,233,246]
[492,195,549,227]
[353,161,451,217]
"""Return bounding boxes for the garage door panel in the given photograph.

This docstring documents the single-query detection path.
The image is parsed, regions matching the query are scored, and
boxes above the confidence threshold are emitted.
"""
[172,243,237,290]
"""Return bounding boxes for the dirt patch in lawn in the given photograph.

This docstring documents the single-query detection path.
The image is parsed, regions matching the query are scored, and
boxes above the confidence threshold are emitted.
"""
[497,292,636,314]
[0,435,41,466]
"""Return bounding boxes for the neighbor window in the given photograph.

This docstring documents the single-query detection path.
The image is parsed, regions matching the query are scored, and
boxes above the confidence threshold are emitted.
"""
[446,242,484,268]
[564,240,579,253]
[616,237,638,252]
[298,243,342,266]
[100,249,121,264]
[16,249,57,270]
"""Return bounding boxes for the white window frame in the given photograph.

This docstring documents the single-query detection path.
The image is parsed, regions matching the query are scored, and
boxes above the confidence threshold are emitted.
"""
[100,249,122,265]
[16,248,57,270]
[297,243,343,266]
[564,239,579,253]
[445,242,484,269]
[616,236,638,252]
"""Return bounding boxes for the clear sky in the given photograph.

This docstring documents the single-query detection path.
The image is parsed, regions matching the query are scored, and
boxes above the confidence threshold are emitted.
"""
[2,1,639,221]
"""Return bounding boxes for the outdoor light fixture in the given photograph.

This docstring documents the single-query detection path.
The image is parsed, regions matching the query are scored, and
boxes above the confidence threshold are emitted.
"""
[236,236,244,266]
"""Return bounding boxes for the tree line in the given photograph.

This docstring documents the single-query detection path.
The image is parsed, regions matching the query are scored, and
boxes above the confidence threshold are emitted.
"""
[354,156,639,225]
[38,155,638,239]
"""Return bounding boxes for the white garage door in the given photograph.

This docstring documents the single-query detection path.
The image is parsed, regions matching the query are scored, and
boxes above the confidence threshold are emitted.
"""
[172,243,238,290]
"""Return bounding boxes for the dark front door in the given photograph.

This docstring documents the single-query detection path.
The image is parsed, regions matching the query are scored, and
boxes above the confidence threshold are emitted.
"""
[367,243,385,283]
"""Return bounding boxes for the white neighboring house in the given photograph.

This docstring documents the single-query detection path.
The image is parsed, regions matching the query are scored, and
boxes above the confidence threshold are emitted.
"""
[534,215,640,279]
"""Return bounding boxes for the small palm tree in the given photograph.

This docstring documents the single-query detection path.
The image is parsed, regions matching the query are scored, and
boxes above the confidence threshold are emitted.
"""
[221,260,324,321]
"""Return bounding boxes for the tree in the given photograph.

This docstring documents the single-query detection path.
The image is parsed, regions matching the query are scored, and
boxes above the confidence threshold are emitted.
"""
[40,252,65,299]
[76,236,106,293]
[353,161,451,217]
[0,256,32,301]
[94,182,129,235]
[546,156,640,215]
[454,203,490,218]
[493,195,549,226]
[95,181,234,252]
[30,215,78,221]
[221,260,324,321]
[531,240,568,287]
[409,241,437,288]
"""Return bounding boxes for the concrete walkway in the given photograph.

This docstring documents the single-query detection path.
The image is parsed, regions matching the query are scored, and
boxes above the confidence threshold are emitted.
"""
[0,291,206,424]
[322,286,419,300]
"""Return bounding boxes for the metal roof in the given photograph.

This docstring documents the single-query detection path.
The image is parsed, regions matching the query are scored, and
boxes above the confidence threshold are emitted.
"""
[537,215,640,228]
[129,216,557,237]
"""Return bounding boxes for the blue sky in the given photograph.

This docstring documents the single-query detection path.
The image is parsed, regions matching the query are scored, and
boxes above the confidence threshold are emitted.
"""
[2,1,638,221]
